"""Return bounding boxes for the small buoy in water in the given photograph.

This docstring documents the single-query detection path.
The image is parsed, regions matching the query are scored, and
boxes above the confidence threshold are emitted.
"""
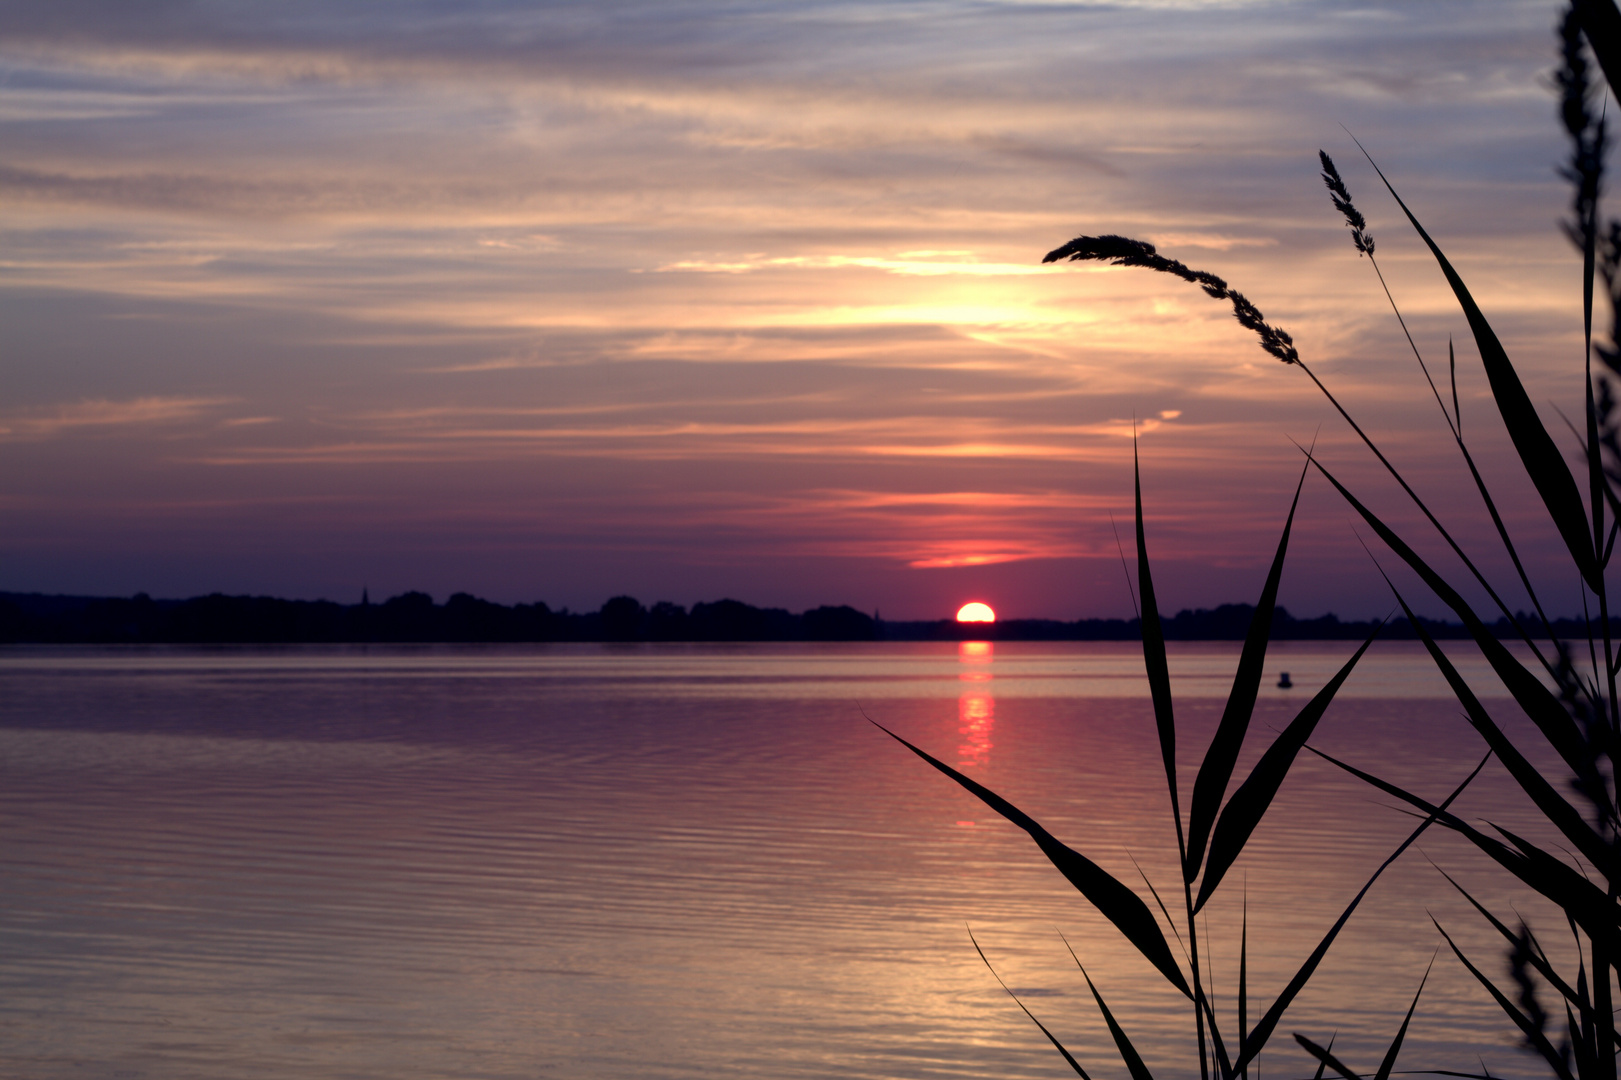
[1277,671,1293,689]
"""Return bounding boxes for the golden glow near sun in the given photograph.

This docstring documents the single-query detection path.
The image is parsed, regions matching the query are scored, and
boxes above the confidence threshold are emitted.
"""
[955,602,996,623]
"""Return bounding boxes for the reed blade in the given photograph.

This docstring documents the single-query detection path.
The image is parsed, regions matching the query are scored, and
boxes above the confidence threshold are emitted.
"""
[1309,453,1588,780]
[1450,338,1461,433]
[1135,440,1182,836]
[1434,864,1589,1011]
[971,929,1095,1079]
[1491,821,1621,950]
[1293,1034,1362,1080]
[1065,946,1157,1080]
[1310,1033,1338,1080]
[1186,463,1306,884]
[1193,624,1381,913]
[1309,454,1608,831]
[1379,578,1616,879]
[1372,955,1434,1080]
[1310,746,1621,955]
[1570,999,1599,1079]
[1238,899,1248,1078]
[1235,755,1483,1072]
[873,720,1192,996]
[1204,991,1235,1080]
[1574,0,1621,99]
[1433,919,1577,1080]
[1358,149,1600,591]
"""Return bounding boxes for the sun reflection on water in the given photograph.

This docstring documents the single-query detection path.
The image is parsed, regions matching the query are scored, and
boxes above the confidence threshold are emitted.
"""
[956,640,994,768]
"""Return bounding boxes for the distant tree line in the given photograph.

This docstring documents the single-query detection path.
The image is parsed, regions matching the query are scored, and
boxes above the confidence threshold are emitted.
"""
[0,591,1596,644]
[0,591,884,644]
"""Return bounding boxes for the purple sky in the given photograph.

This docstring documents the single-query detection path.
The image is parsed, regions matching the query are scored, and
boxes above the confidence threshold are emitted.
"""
[0,1,1598,620]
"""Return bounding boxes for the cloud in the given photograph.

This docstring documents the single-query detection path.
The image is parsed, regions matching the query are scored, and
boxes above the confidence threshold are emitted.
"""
[655,253,1050,277]
[0,396,234,439]
[0,0,1591,618]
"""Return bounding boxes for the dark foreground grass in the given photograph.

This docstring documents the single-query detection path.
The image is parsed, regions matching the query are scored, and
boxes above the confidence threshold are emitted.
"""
[886,2,1621,1077]
[876,477,1483,1078]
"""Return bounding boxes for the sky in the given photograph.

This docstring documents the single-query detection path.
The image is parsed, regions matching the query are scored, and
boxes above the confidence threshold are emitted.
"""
[0,0,1603,620]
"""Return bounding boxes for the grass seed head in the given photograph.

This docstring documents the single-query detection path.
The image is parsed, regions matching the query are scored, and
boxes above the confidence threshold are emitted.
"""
[1045,233,1297,364]
[1319,150,1375,257]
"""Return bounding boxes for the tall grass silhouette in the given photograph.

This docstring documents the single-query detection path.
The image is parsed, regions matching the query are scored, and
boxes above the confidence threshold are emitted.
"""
[886,1,1621,1075]
[877,452,1482,1077]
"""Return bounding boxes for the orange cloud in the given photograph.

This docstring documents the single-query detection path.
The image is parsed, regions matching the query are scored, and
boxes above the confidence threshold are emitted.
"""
[0,397,236,440]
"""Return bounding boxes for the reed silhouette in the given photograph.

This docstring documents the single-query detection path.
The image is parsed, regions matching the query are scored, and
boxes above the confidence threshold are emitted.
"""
[887,2,1621,1076]
[878,450,1480,1079]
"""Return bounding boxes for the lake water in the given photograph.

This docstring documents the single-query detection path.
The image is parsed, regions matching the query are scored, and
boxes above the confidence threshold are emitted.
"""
[0,641,1573,1079]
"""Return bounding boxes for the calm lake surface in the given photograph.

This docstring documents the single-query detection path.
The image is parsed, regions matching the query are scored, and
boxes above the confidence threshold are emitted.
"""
[0,641,1571,1079]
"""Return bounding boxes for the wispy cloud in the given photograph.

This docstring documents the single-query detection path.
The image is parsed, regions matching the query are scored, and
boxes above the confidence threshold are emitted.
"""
[0,0,1588,616]
[0,397,235,440]
[656,253,1050,276]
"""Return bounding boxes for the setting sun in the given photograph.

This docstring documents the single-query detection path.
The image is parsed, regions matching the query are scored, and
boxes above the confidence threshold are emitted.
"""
[955,602,996,623]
